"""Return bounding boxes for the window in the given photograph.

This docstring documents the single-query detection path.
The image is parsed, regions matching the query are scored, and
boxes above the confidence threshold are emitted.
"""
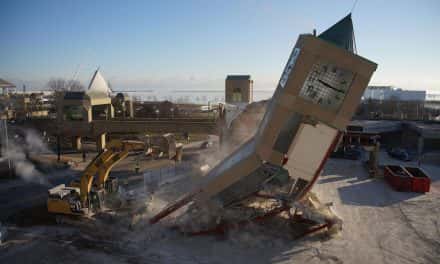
[64,105,83,121]
[232,88,242,102]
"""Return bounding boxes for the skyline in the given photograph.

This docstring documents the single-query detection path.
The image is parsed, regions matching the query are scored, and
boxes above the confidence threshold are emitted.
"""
[2,0,439,93]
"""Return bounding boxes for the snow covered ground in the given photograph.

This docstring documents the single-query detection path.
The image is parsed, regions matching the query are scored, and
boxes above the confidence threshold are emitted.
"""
[1,152,439,263]
[309,156,440,264]
[117,154,439,264]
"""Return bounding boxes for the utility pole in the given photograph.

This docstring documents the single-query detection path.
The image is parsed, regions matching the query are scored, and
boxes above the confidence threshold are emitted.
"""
[2,119,12,177]
[57,135,61,162]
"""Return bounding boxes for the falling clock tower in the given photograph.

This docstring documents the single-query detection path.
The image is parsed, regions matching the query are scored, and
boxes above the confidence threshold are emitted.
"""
[150,14,378,224]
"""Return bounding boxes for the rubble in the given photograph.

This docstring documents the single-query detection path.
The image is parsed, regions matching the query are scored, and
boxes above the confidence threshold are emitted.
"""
[170,170,343,239]
[292,193,343,237]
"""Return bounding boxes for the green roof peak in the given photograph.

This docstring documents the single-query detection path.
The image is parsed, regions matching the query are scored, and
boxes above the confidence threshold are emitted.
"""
[318,14,355,53]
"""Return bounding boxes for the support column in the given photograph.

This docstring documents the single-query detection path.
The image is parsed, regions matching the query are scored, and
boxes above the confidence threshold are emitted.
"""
[96,133,106,152]
[128,101,134,118]
[57,135,61,162]
[86,108,93,122]
[108,104,114,120]
[72,136,82,151]
[417,136,424,166]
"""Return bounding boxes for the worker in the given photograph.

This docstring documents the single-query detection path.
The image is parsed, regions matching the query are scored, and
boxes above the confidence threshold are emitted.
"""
[183,131,190,143]
[82,150,87,162]
[135,158,140,174]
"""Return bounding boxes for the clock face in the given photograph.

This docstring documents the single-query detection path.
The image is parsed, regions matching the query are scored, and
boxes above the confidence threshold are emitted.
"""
[299,61,354,110]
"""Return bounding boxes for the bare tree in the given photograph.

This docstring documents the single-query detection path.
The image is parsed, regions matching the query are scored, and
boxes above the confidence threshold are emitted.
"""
[66,80,84,91]
[48,78,66,92]
[47,78,84,92]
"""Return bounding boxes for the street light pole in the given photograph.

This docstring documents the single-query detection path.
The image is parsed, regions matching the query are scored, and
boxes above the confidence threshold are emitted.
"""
[2,119,12,176]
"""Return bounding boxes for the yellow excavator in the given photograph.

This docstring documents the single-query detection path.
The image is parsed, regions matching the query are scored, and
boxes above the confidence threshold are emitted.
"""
[47,140,146,216]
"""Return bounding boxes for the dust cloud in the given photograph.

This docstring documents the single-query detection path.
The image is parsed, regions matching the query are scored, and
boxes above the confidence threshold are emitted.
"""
[0,127,51,185]
[195,100,269,172]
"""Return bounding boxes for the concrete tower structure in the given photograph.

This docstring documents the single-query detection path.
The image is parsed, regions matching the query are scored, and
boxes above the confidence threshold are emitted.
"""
[225,75,253,105]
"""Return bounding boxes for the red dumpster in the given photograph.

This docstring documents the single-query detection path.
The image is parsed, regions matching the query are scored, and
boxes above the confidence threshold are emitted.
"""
[384,165,412,192]
[404,167,430,193]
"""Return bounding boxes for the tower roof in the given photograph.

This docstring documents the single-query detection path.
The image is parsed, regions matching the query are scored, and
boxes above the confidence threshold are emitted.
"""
[87,69,111,98]
[226,75,251,81]
[318,14,355,53]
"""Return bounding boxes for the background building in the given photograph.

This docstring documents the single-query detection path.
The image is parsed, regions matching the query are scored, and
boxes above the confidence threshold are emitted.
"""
[363,86,426,101]
[225,75,253,105]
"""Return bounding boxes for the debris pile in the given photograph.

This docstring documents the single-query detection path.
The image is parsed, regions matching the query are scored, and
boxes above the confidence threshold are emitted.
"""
[166,174,343,239]
[150,16,376,243]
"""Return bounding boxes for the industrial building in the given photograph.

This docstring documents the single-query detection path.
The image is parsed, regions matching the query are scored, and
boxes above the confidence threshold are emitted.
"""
[363,86,426,101]
[347,120,440,156]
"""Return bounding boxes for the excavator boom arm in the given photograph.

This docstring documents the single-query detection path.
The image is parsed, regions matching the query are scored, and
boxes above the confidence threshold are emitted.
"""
[79,140,145,204]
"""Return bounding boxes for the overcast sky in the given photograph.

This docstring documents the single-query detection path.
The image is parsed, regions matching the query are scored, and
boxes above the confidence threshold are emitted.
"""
[2,0,439,93]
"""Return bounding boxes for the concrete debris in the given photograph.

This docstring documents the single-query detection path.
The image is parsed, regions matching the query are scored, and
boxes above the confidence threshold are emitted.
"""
[173,181,342,238]
[176,200,225,233]
[199,164,210,174]
[292,193,343,237]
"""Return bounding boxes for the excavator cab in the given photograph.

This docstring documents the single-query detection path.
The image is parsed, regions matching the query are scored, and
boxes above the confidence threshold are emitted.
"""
[89,189,105,212]
[47,184,83,215]
[105,176,119,193]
